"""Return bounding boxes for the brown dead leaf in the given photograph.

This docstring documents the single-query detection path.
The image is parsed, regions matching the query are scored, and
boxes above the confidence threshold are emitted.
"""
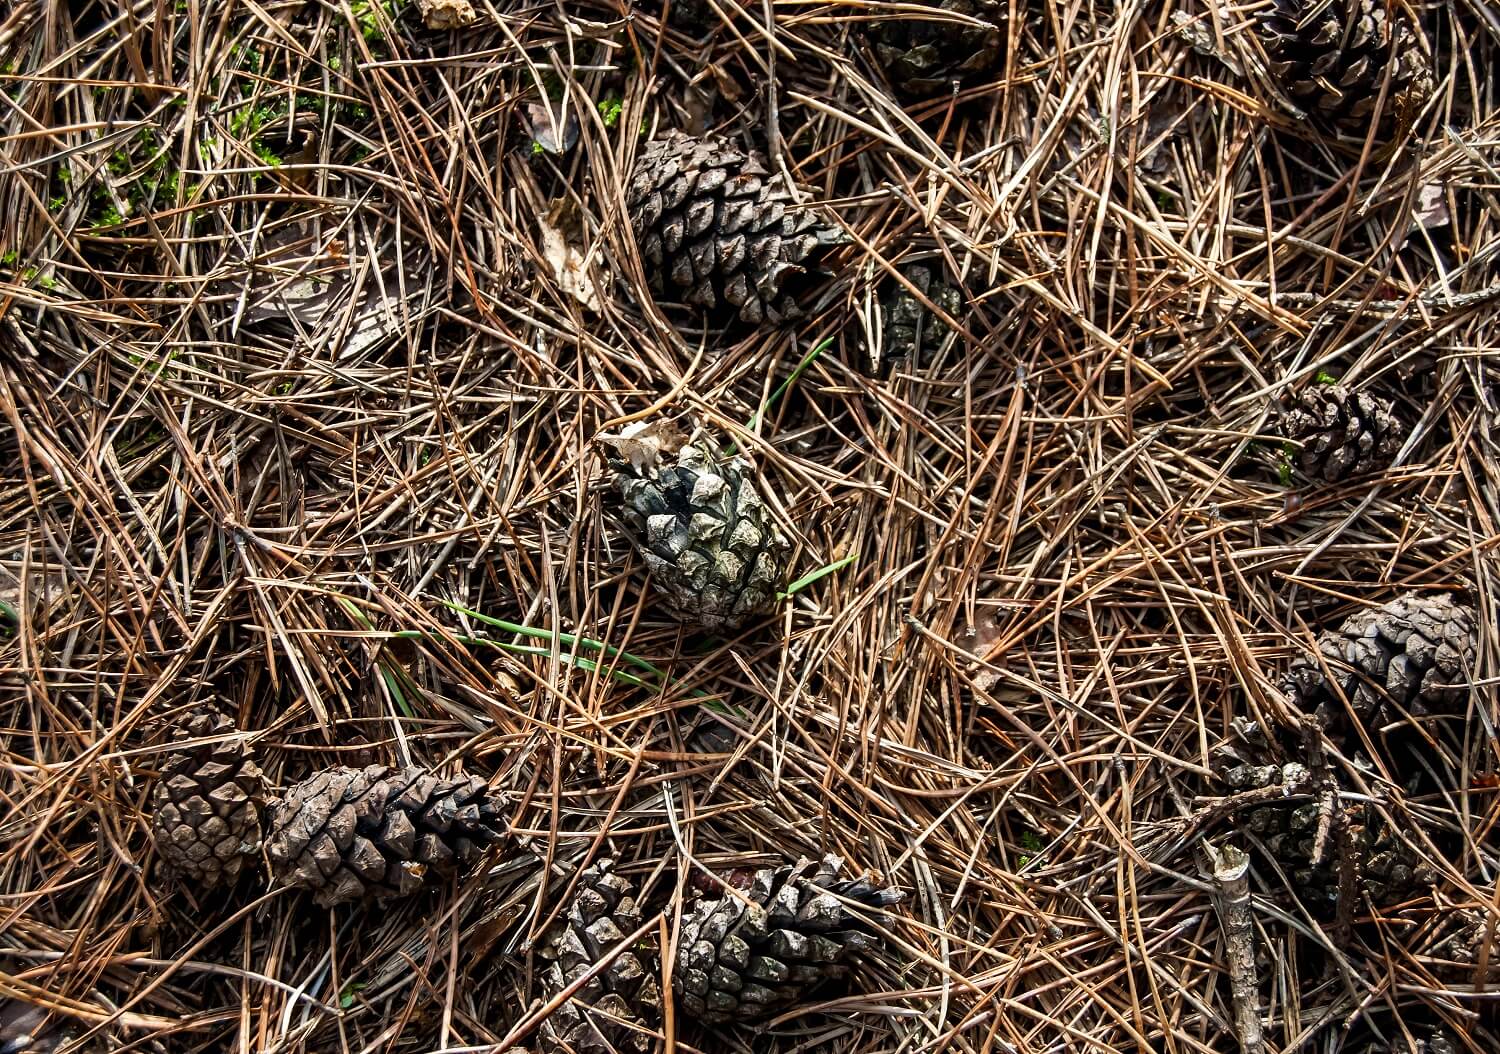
[598,419,689,474]
[538,199,601,312]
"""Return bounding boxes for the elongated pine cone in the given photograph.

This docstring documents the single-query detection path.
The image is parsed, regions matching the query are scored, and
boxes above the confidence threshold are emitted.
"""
[266,765,506,907]
[538,860,663,1054]
[871,0,1005,97]
[674,855,902,1025]
[1277,384,1401,483]
[1282,592,1477,730]
[604,421,790,632]
[150,707,265,888]
[1256,0,1431,137]
[627,131,838,325]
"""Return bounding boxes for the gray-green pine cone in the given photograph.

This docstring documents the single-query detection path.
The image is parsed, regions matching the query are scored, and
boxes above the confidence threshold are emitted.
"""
[1277,384,1401,482]
[627,131,837,325]
[674,855,901,1025]
[605,423,790,632]
[871,0,1004,96]
[266,765,506,907]
[1256,0,1432,136]
[880,264,962,367]
[537,860,663,1054]
[1282,591,1477,730]
[150,707,265,888]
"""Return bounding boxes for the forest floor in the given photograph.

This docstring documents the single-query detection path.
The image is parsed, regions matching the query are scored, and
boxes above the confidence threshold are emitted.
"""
[1,0,1498,1052]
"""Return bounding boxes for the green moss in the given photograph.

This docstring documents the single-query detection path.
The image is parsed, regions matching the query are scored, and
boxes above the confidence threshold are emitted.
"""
[597,95,623,128]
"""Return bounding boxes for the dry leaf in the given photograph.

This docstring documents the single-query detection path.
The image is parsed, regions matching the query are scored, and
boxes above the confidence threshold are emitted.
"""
[522,100,580,156]
[537,199,601,312]
[416,0,476,29]
[1411,183,1452,231]
[1171,11,1243,76]
[598,419,688,474]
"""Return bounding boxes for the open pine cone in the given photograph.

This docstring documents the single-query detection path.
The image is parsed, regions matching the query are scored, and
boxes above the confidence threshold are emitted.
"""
[870,0,1005,97]
[1282,591,1477,731]
[1276,384,1402,483]
[1256,0,1432,138]
[627,131,839,326]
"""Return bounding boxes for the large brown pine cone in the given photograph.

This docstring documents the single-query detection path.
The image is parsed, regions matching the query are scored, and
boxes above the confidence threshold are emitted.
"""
[870,0,1005,97]
[265,765,506,907]
[149,707,265,889]
[627,131,837,326]
[1276,384,1401,483]
[603,421,790,632]
[673,855,902,1025]
[1281,592,1477,730]
[537,860,663,1054]
[1256,0,1432,137]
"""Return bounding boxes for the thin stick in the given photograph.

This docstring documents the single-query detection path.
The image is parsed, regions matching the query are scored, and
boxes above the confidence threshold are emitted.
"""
[1204,842,1264,1054]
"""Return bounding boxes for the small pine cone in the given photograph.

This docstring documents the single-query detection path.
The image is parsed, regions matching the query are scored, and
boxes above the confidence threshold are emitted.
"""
[627,131,837,326]
[1282,591,1477,731]
[1276,384,1401,483]
[674,855,902,1025]
[870,0,1005,97]
[1256,0,1432,137]
[266,765,506,907]
[603,421,790,632]
[879,264,963,368]
[150,708,265,889]
[537,860,663,1054]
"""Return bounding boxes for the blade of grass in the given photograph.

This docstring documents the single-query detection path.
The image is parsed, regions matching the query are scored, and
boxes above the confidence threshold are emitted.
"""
[779,552,857,601]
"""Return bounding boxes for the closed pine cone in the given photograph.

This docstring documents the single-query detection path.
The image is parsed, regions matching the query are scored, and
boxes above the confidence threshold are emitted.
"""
[627,131,837,326]
[149,707,265,889]
[603,420,790,632]
[537,859,663,1054]
[1281,591,1477,731]
[674,855,902,1025]
[265,765,506,907]
[1256,0,1432,137]
[1276,384,1401,483]
[879,264,963,367]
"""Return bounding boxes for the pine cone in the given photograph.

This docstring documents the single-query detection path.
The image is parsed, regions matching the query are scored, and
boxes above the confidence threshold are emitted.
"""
[603,421,790,632]
[1218,732,1437,909]
[149,708,265,889]
[627,131,837,326]
[879,264,963,368]
[266,765,506,907]
[870,0,1005,97]
[1276,384,1401,483]
[1282,592,1477,730]
[538,860,663,1054]
[674,855,902,1025]
[1256,0,1432,137]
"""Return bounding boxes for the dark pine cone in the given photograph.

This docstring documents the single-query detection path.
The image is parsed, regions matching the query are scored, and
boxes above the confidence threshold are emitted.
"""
[149,707,266,889]
[603,421,790,632]
[879,264,963,368]
[265,765,506,907]
[1218,729,1437,911]
[870,0,1005,97]
[537,859,663,1054]
[1256,0,1432,137]
[674,855,902,1025]
[627,131,838,326]
[1276,384,1401,483]
[1282,591,1477,731]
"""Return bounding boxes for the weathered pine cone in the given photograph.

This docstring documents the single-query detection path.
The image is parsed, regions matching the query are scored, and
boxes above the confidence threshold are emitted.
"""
[1276,384,1401,483]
